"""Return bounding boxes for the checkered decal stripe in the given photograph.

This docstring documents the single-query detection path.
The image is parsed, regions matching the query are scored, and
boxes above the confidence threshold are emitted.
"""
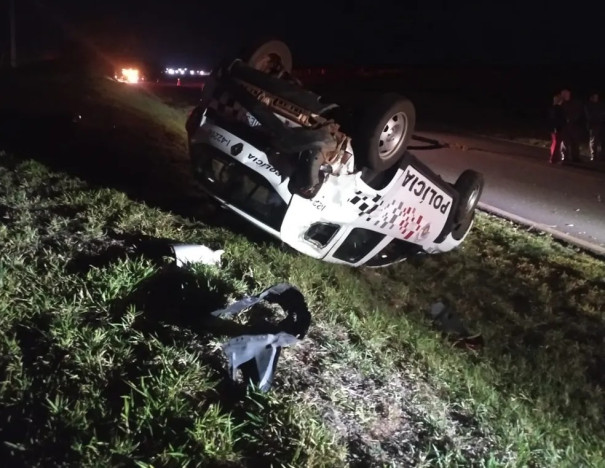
[348,191,425,239]
[208,92,248,122]
[348,191,382,217]
[397,206,424,240]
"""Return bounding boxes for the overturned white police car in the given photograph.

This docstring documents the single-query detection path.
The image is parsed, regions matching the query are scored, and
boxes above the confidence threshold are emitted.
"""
[186,40,484,267]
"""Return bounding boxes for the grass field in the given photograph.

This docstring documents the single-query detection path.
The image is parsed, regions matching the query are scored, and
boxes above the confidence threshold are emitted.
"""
[1,63,604,467]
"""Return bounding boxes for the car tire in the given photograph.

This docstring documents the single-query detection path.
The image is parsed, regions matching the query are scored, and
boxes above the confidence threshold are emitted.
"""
[451,211,475,240]
[244,39,293,75]
[352,93,416,172]
[451,170,484,240]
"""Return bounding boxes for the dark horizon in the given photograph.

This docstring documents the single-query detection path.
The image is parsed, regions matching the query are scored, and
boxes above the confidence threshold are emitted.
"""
[2,0,604,69]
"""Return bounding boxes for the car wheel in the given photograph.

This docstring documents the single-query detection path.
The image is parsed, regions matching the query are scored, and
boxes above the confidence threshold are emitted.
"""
[352,93,416,172]
[451,210,475,240]
[451,170,484,240]
[244,39,293,75]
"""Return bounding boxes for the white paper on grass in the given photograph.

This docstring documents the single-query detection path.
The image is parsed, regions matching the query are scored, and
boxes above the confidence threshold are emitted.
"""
[223,333,299,389]
[171,244,224,267]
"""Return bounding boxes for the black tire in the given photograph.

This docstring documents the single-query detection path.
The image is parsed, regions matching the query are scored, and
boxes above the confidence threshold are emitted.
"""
[352,93,416,172]
[451,170,484,240]
[451,211,475,241]
[244,39,292,75]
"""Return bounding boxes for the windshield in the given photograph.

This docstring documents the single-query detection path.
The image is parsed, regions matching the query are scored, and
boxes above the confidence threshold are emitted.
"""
[195,147,288,231]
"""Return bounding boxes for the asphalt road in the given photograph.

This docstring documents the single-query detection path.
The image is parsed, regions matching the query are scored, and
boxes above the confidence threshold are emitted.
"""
[411,131,605,254]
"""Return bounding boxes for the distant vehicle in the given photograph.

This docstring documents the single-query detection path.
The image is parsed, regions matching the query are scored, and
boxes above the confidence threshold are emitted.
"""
[186,40,484,267]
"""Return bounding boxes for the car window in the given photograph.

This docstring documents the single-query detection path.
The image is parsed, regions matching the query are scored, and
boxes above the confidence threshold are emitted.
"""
[304,222,340,249]
[196,148,288,231]
[364,238,421,267]
[333,228,385,264]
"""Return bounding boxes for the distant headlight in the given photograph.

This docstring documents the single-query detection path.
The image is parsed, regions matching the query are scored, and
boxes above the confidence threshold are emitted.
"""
[304,222,340,248]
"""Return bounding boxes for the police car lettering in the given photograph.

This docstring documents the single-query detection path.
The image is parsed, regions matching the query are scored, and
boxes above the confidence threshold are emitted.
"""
[208,129,231,148]
[402,168,451,214]
[247,154,281,177]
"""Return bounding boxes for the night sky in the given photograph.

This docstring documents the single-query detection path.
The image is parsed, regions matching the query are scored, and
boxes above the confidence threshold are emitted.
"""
[3,0,603,68]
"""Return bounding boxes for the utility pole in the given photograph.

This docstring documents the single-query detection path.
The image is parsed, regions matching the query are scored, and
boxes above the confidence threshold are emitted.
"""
[9,0,16,67]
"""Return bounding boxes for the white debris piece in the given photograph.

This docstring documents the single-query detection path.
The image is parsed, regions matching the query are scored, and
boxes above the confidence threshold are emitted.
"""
[171,244,224,267]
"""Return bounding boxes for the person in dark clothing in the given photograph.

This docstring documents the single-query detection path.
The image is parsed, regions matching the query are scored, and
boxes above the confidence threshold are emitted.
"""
[585,92,604,161]
[549,93,566,163]
[560,88,584,162]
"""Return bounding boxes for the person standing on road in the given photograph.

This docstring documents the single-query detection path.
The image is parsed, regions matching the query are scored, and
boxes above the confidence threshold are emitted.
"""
[585,92,604,161]
[549,92,566,163]
[560,88,584,163]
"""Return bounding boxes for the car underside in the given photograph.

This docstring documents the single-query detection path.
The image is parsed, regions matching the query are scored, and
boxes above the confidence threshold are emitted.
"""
[185,40,484,267]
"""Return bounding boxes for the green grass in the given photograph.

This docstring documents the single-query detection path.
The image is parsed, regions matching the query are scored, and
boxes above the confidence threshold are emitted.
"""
[1,65,605,467]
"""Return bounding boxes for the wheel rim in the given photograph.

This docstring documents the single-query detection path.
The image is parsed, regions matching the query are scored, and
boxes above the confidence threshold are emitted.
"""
[378,112,407,159]
[466,185,481,213]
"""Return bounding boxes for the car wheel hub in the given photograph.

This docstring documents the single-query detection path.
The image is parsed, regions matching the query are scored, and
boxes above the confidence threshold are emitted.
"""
[378,112,407,159]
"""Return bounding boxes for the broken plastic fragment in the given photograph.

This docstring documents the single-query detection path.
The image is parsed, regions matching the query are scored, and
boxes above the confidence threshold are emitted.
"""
[212,283,311,392]
[223,332,299,391]
[211,282,294,318]
[171,244,224,267]
[429,302,483,350]
[429,301,470,336]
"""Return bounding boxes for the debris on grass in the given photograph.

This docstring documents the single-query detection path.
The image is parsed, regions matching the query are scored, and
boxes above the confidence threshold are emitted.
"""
[2,65,605,467]
[213,283,311,392]
[171,243,224,267]
[429,301,484,350]
[223,333,299,392]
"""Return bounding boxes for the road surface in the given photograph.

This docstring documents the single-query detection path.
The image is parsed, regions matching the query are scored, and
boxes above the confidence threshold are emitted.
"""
[411,131,605,254]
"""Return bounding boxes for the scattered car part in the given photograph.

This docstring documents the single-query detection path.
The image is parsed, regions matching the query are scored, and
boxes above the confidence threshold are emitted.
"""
[211,283,311,392]
[429,302,483,350]
[171,244,224,267]
[222,333,299,391]
[429,301,470,336]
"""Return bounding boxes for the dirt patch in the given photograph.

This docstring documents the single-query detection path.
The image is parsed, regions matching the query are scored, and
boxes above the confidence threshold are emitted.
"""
[276,325,496,466]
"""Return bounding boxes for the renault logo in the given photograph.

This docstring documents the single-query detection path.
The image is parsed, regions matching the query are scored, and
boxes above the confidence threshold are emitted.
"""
[231,143,243,156]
